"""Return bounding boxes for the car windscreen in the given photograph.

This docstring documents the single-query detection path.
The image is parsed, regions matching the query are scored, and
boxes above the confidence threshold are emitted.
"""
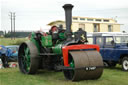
[115,36,128,43]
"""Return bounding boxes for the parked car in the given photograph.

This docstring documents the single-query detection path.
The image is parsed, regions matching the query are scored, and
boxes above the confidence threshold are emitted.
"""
[0,45,19,62]
[5,45,19,61]
[87,32,128,71]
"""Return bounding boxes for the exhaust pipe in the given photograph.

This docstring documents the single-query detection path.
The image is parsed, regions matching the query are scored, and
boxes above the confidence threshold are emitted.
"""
[63,4,74,39]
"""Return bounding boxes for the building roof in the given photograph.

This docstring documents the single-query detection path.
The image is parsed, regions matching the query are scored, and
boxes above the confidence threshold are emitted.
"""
[48,20,64,26]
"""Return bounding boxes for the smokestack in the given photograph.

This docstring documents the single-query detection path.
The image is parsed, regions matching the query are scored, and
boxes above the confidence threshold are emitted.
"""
[63,4,74,39]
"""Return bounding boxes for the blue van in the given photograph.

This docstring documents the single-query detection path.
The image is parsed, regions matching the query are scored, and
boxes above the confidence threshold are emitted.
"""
[87,32,128,71]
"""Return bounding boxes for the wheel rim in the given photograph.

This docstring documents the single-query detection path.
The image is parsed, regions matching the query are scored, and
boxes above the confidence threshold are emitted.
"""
[69,60,75,78]
[24,46,30,72]
[21,45,31,72]
[63,54,75,80]
[123,60,128,70]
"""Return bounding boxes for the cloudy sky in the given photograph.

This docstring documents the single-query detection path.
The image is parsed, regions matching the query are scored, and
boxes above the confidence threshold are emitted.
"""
[1,0,128,32]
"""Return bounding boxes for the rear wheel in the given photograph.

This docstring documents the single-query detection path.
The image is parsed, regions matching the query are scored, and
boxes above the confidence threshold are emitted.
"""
[18,41,40,74]
[122,57,128,71]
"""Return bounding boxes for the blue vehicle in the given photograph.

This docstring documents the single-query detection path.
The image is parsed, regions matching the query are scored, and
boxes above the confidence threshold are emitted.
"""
[87,32,128,71]
[0,45,7,56]
[0,45,19,62]
[0,45,12,57]
[5,45,19,61]
[0,45,10,67]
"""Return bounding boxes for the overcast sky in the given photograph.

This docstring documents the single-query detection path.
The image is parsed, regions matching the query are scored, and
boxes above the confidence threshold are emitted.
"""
[1,0,128,32]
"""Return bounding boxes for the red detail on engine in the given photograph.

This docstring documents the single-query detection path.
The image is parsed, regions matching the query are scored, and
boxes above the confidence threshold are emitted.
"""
[62,44,100,67]
[51,26,58,32]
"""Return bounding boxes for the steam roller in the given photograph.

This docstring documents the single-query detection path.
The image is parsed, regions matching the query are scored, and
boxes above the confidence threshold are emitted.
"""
[65,50,103,81]
[18,4,104,81]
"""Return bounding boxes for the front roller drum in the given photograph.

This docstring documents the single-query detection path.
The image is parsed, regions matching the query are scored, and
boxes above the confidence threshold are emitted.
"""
[18,41,40,74]
[63,50,103,81]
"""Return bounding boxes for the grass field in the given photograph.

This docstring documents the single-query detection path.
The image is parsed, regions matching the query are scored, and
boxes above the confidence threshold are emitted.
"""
[0,38,27,45]
[0,67,128,85]
[0,38,128,85]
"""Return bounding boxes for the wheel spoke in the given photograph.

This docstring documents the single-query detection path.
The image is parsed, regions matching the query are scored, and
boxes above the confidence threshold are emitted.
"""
[70,60,75,68]
[22,46,31,72]
[24,47,29,54]
[21,55,27,69]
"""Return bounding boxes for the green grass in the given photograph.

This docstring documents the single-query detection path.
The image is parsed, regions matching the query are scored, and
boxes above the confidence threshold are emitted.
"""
[0,67,128,85]
[0,38,128,85]
[0,38,28,45]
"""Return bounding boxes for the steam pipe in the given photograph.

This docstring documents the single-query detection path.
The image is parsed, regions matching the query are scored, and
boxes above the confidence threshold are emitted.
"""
[63,4,74,39]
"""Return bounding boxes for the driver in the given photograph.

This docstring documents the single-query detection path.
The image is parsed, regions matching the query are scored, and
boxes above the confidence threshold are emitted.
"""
[49,26,59,34]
